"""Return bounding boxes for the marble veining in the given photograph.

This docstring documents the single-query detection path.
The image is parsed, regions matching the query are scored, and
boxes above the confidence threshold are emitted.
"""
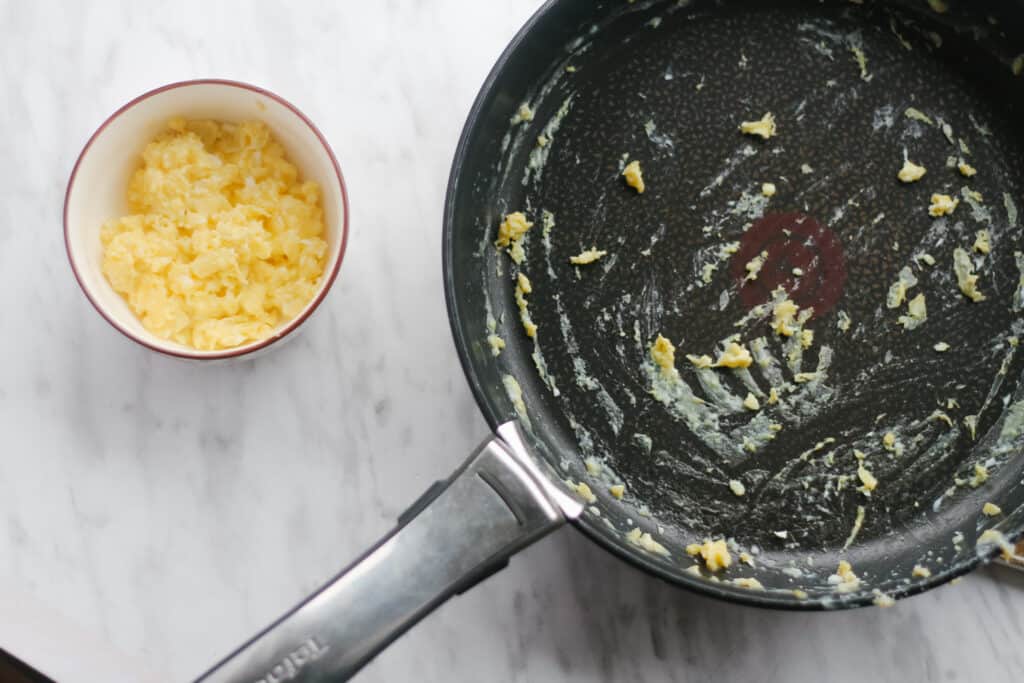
[0,0,1021,681]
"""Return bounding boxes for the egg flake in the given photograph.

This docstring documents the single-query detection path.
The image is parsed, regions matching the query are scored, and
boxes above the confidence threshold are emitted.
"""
[897,159,926,183]
[953,247,986,302]
[651,334,677,374]
[622,160,645,193]
[569,248,608,265]
[928,193,959,217]
[715,342,753,368]
[687,539,732,572]
[982,502,1002,517]
[739,112,777,139]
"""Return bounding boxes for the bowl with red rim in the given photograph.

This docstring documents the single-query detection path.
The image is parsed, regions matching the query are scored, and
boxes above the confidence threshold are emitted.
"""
[63,79,349,360]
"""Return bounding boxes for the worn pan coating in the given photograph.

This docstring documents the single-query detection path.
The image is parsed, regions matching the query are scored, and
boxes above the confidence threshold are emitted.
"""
[445,0,1024,607]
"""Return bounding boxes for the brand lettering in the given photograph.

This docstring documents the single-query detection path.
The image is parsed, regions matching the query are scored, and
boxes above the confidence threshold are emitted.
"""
[253,636,330,683]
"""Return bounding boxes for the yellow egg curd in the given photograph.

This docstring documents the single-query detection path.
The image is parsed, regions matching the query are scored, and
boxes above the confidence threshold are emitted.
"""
[101,118,328,350]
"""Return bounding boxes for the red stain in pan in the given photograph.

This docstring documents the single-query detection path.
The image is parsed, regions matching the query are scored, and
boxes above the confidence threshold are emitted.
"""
[729,212,846,316]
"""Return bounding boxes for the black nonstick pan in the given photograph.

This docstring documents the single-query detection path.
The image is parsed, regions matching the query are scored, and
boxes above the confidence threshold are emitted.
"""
[200,1,1024,680]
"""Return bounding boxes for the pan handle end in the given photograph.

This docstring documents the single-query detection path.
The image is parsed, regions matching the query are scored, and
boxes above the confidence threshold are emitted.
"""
[196,422,576,683]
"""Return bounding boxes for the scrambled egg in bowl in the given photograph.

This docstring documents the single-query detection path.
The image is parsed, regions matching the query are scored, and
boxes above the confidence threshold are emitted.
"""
[100,117,328,350]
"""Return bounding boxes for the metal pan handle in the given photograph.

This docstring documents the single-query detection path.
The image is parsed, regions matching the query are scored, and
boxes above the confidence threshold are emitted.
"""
[196,422,582,683]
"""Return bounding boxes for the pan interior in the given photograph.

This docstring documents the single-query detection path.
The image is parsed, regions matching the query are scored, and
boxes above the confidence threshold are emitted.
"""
[446,0,1024,606]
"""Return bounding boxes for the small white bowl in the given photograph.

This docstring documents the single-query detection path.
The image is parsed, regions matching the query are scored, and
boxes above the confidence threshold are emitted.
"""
[64,79,349,360]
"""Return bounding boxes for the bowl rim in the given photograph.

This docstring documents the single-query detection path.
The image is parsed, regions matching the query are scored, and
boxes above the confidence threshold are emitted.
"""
[63,77,350,360]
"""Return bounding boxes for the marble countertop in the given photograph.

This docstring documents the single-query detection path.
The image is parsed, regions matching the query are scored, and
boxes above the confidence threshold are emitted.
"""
[2,0,1022,681]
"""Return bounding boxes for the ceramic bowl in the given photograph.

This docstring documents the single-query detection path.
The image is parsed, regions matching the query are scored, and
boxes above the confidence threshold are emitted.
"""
[64,79,348,359]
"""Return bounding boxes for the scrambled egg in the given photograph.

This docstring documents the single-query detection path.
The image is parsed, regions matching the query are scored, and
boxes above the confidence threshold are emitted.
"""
[898,293,927,330]
[872,591,895,607]
[511,103,535,124]
[857,464,878,492]
[687,539,732,572]
[772,298,800,336]
[715,342,753,368]
[487,334,506,356]
[969,463,989,488]
[496,212,532,246]
[569,248,608,265]
[626,528,670,556]
[958,161,977,177]
[101,118,327,350]
[495,212,533,264]
[744,250,768,281]
[761,182,777,197]
[845,505,866,548]
[609,484,625,500]
[502,375,529,427]
[686,353,713,368]
[739,112,777,139]
[742,393,760,411]
[729,479,746,497]
[982,502,1002,516]
[514,273,537,337]
[978,528,1021,562]
[622,160,645,193]
[928,193,959,217]
[571,481,598,504]
[911,564,931,578]
[897,159,926,183]
[886,266,918,308]
[651,334,677,374]
[732,577,765,591]
[830,560,860,592]
[953,247,986,302]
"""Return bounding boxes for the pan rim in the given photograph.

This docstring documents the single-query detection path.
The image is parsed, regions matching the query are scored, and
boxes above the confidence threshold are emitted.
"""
[441,0,997,611]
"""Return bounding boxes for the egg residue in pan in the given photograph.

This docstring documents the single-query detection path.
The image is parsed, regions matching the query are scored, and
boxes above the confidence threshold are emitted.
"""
[473,0,1024,604]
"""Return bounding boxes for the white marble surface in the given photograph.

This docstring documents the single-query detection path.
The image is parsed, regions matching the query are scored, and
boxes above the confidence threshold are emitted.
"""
[1,0,1023,681]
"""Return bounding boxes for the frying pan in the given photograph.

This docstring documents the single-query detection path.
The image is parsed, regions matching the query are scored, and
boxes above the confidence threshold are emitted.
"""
[199,1,1024,680]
